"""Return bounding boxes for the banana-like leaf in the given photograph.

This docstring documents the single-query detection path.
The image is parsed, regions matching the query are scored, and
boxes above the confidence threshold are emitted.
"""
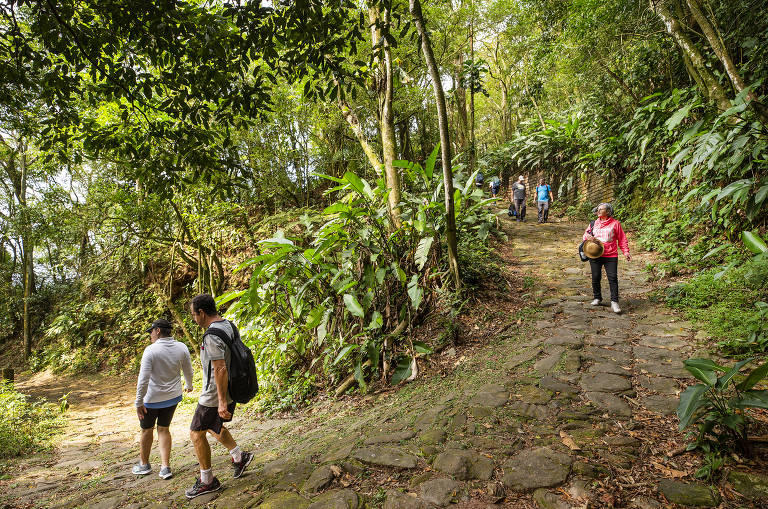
[732,390,768,409]
[677,383,708,430]
[715,358,752,389]
[684,358,726,372]
[736,361,768,391]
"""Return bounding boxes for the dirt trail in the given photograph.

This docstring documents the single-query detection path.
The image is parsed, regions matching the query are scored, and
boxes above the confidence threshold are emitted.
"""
[1,215,762,508]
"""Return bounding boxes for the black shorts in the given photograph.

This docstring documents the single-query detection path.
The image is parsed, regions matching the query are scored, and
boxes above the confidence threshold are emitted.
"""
[139,404,178,429]
[190,402,236,434]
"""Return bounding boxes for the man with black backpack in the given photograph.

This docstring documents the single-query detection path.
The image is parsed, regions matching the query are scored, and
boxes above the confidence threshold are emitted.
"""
[185,294,254,499]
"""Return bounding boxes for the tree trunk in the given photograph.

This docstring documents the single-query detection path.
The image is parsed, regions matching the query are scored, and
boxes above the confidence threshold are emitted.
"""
[336,89,383,174]
[379,4,402,227]
[650,0,731,112]
[409,0,461,290]
[684,0,768,123]
[18,145,32,362]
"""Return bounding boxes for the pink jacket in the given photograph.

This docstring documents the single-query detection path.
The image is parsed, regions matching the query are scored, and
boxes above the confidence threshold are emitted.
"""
[583,217,629,258]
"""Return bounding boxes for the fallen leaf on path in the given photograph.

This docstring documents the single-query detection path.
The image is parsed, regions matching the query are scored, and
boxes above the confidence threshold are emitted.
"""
[560,431,581,451]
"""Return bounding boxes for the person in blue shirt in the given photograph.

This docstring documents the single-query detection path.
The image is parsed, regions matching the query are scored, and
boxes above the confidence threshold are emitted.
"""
[536,178,553,223]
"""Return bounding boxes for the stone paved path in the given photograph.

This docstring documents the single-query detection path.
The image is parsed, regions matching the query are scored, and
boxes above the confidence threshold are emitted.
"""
[2,218,764,508]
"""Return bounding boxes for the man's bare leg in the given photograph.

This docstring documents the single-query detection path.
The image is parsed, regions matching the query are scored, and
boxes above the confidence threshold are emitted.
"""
[208,426,237,450]
[190,430,212,470]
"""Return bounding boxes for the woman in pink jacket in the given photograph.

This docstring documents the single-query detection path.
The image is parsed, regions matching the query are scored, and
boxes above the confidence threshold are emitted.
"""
[583,203,631,314]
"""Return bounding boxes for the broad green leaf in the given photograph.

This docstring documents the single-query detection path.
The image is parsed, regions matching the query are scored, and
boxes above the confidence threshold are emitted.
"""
[733,390,768,409]
[736,361,768,391]
[343,294,365,318]
[701,244,729,260]
[684,365,717,387]
[354,360,367,392]
[390,356,412,384]
[415,236,434,270]
[366,341,379,371]
[755,185,768,205]
[413,340,433,355]
[742,231,768,254]
[665,104,692,130]
[425,144,439,180]
[677,383,708,430]
[684,358,727,372]
[721,413,745,431]
[333,344,358,365]
[408,275,423,310]
[668,146,692,171]
[344,171,367,198]
[323,203,350,215]
[367,311,383,330]
[716,179,751,202]
[716,358,752,389]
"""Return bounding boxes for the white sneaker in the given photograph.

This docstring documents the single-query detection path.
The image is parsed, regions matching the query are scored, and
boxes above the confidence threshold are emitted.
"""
[611,301,621,314]
[590,299,601,306]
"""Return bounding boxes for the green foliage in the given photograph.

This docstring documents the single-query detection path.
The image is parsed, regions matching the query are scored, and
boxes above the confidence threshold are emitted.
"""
[0,382,65,458]
[221,148,498,408]
[666,232,768,354]
[677,357,768,456]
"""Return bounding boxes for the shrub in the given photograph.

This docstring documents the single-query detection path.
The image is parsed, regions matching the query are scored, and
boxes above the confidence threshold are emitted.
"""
[0,382,65,458]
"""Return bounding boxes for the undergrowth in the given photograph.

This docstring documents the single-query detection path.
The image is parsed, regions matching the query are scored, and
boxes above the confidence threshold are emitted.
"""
[0,382,66,460]
[665,256,768,355]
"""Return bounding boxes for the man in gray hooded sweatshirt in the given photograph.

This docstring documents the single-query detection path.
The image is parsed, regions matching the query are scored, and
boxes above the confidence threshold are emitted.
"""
[133,318,194,479]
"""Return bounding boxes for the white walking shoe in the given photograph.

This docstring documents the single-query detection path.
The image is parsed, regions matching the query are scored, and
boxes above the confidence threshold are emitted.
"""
[590,299,601,306]
[611,301,621,314]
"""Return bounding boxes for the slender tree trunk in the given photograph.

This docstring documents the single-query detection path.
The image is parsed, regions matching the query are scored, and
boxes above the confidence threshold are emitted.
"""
[336,91,383,174]
[409,0,461,290]
[469,8,476,173]
[650,0,731,112]
[380,4,402,227]
[685,0,768,123]
[18,144,32,361]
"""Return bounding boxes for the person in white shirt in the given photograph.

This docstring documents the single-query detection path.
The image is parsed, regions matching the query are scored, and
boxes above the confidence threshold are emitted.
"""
[132,318,193,479]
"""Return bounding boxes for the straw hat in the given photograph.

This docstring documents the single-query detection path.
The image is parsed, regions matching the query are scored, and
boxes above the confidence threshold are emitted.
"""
[583,239,604,259]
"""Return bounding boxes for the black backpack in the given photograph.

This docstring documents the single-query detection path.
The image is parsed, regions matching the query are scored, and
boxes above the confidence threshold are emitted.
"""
[204,321,259,404]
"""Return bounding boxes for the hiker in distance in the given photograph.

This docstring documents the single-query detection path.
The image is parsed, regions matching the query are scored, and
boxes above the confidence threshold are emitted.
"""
[133,318,194,479]
[489,175,501,198]
[582,203,631,314]
[535,178,553,223]
[186,294,253,499]
[510,175,527,222]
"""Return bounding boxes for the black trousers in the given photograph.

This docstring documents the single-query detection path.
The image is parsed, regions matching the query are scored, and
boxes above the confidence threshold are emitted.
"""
[589,256,619,302]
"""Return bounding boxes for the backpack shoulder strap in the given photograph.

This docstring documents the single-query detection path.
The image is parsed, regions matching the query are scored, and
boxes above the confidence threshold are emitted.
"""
[203,323,234,390]
[589,220,595,234]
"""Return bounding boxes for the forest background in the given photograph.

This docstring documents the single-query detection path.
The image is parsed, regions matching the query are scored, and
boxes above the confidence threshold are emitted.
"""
[1,0,767,419]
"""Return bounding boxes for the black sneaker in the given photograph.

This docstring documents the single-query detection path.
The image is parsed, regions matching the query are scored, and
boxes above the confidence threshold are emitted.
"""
[185,477,221,499]
[232,451,253,479]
